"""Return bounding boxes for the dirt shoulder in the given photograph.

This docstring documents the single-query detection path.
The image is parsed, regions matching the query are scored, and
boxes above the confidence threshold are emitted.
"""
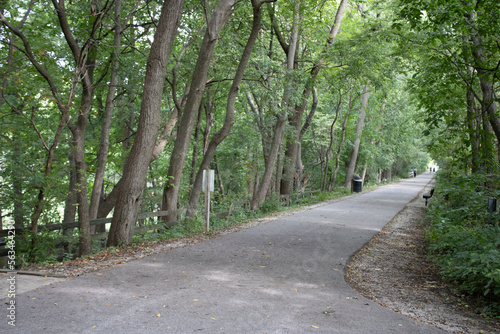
[345,183,500,334]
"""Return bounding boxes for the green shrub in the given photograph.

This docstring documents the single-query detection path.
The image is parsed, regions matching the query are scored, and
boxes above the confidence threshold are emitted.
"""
[259,195,282,213]
[426,171,500,316]
[12,229,78,268]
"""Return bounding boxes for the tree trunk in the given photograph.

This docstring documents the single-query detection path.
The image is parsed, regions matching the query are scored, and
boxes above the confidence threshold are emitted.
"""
[189,106,204,186]
[330,95,353,190]
[214,155,225,196]
[271,1,300,198]
[479,78,500,163]
[328,0,348,44]
[89,0,123,232]
[251,113,287,210]
[280,103,304,195]
[53,0,108,255]
[344,86,369,188]
[107,0,184,246]
[185,0,265,218]
[251,1,300,210]
[468,11,500,165]
[12,131,24,229]
[280,0,348,197]
[203,98,214,154]
[321,96,342,190]
[275,143,283,196]
[162,0,235,225]
[296,87,318,191]
[1,3,102,256]
[247,92,272,166]
[63,151,77,230]
[479,95,496,169]
[370,102,384,184]
[71,126,92,256]
[1,38,24,229]
[466,82,481,173]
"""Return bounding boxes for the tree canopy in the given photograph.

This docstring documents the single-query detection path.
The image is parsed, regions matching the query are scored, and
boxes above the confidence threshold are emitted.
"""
[1,0,498,259]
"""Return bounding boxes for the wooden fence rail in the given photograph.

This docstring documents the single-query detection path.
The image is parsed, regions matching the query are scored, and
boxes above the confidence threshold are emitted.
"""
[280,190,320,206]
[0,192,319,257]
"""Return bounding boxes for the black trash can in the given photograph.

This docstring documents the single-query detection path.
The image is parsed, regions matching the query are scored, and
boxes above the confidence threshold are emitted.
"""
[352,174,363,193]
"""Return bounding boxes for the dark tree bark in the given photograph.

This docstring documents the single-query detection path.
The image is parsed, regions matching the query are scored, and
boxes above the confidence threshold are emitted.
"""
[467,11,500,164]
[280,0,348,197]
[466,80,481,173]
[107,0,185,246]
[162,0,235,225]
[344,86,369,188]
[63,152,77,237]
[189,105,204,186]
[251,1,300,211]
[186,0,271,218]
[0,3,93,254]
[247,92,272,166]
[89,0,123,231]
[51,0,115,255]
[321,95,342,191]
[251,113,287,210]
[330,92,354,190]
[280,101,306,195]
[1,37,25,230]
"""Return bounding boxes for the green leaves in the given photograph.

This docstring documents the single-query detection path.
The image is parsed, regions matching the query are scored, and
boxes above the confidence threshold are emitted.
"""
[426,171,500,316]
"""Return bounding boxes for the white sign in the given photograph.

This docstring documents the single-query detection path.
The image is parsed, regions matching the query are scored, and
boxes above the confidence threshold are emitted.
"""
[202,169,215,192]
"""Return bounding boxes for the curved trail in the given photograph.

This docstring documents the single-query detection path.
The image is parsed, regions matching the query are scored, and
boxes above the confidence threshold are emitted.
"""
[3,173,445,333]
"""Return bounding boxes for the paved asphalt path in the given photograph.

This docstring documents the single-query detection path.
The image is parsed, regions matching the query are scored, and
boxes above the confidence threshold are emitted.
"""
[3,172,445,333]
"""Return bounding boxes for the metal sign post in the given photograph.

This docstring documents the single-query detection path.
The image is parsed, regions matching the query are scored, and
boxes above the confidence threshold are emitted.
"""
[203,169,215,232]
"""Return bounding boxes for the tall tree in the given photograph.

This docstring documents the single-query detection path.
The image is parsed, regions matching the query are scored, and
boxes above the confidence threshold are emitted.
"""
[89,0,124,228]
[280,0,349,196]
[186,0,274,218]
[0,1,113,255]
[398,0,500,169]
[250,1,300,210]
[162,0,235,225]
[344,85,369,187]
[107,0,185,246]
[51,0,115,255]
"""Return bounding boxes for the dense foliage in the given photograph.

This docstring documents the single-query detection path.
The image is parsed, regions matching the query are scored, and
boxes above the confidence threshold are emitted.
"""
[395,0,500,316]
[1,1,499,315]
[1,0,429,249]
[426,171,500,316]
